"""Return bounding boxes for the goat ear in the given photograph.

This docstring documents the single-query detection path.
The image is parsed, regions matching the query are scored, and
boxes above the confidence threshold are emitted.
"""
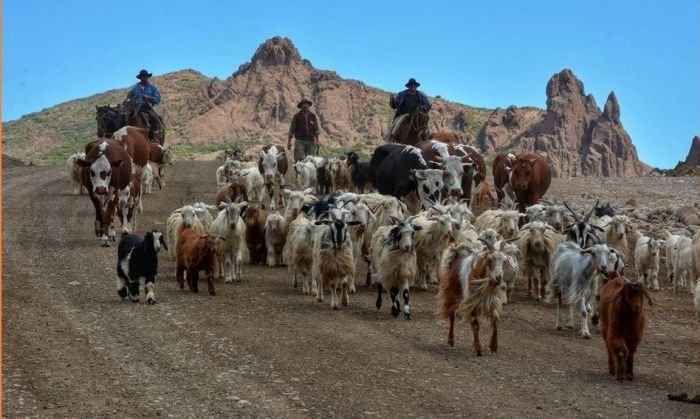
[303,187,314,194]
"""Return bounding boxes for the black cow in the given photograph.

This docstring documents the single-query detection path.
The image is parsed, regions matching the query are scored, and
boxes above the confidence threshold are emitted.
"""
[369,144,444,211]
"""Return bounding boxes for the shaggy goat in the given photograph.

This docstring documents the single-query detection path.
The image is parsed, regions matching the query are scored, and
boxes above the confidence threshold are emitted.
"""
[284,213,316,294]
[672,236,696,293]
[243,203,268,265]
[474,209,523,240]
[67,152,87,195]
[176,226,219,296]
[313,211,361,309]
[369,216,421,319]
[563,200,604,248]
[413,212,455,289]
[600,274,651,381]
[438,242,513,355]
[549,242,616,338]
[165,205,205,261]
[664,231,684,284]
[293,160,317,190]
[516,221,561,302]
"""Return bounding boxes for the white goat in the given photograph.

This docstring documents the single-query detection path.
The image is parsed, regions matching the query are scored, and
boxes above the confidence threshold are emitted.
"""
[412,212,455,290]
[515,221,562,302]
[293,160,317,190]
[284,213,316,294]
[231,166,265,204]
[634,233,663,291]
[694,281,700,322]
[209,202,247,282]
[66,152,85,195]
[142,162,155,194]
[346,200,376,293]
[495,239,520,304]
[664,231,684,284]
[672,236,696,293]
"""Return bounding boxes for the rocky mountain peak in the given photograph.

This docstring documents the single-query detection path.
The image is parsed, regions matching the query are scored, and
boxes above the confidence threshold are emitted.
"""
[602,91,621,123]
[685,135,700,165]
[250,36,302,66]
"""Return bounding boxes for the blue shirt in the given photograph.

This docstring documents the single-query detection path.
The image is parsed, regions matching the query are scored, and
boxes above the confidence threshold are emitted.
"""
[128,82,161,109]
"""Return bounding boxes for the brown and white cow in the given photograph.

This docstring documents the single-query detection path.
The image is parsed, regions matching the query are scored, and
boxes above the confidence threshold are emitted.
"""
[415,140,473,200]
[454,144,487,205]
[79,139,133,245]
[258,145,288,210]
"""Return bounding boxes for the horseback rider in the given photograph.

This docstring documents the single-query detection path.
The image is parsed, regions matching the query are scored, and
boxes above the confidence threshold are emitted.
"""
[287,98,320,162]
[388,78,431,140]
[126,69,162,141]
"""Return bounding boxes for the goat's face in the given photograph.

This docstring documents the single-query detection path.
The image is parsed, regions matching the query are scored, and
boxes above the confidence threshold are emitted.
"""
[284,188,313,219]
[545,206,565,232]
[265,213,285,233]
[385,216,421,252]
[567,222,598,248]
[145,230,167,253]
[646,238,661,258]
[429,213,454,238]
[525,205,546,223]
[609,216,629,240]
[329,159,346,177]
[478,229,500,250]
[117,184,132,209]
[163,148,174,165]
[582,244,613,276]
[525,221,549,252]
[510,158,537,191]
[223,202,246,229]
[622,280,646,312]
[607,247,624,273]
[484,251,513,284]
[497,211,521,240]
[349,202,375,229]
[345,152,358,167]
[77,154,122,195]
[316,212,360,249]
[412,169,444,209]
[259,149,283,181]
[379,198,405,221]
[175,205,197,227]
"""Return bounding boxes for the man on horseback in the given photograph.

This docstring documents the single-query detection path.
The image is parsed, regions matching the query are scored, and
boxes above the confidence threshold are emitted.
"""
[287,98,320,162]
[126,69,163,141]
[388,78,431,142]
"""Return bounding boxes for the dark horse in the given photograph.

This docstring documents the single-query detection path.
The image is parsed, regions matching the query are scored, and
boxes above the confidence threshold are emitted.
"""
[390,109,430,146]
[96,100,165,145]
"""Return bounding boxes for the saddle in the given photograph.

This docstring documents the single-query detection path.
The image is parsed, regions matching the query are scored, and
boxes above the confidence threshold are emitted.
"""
[390,114,410,139]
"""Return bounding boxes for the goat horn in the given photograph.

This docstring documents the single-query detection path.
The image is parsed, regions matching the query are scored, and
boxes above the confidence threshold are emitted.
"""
[583,199,600,223]
[563,201,581,223]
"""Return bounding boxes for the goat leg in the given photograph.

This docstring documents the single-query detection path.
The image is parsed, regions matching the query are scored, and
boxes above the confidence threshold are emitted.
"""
[390,285,400,318]
[376,283,383,310]
[625,353,634,381]
[471,317,482,356]
[489,317,498,353]
[448,313,455,347]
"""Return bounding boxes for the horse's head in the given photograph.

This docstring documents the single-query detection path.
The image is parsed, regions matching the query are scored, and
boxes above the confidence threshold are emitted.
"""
[411,109,430,141]
[95,105,124,137]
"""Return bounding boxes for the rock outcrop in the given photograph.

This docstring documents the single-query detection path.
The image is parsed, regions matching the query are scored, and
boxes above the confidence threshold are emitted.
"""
[684,136,700,165]
[485,69,650,177]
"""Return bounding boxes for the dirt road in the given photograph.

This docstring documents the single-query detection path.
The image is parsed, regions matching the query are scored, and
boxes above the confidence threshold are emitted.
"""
[3,161,698,418]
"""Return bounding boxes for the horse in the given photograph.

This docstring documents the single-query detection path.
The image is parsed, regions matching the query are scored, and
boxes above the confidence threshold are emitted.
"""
[96,105,127,138]
[390,109,430,146]
[120,98,166,145]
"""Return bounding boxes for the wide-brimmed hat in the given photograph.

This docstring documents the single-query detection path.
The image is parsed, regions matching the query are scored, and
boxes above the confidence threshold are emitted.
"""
[297,98,313,108]
[136,69,153,79]
[405,78,420,88]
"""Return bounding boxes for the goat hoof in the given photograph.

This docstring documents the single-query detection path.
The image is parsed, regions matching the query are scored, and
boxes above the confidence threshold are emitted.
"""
[626,374,634,381]
[404,313,411,320]
[117,288,128,299]
[391,306,400,317]
[224,279,232,284]
[591,315,599,326]
[556,326,563,331]
[147,297,156,305]
[209,291,216,296]
[581,332,591,339]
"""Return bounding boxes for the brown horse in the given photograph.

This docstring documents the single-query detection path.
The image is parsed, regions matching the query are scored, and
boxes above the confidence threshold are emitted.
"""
[120,98,165,145]
[391,110,430,146]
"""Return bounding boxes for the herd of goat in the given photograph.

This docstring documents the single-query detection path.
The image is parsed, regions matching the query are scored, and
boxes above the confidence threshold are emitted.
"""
[68,133,700,380]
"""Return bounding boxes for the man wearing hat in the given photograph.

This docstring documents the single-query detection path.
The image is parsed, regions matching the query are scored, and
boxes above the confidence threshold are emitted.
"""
[127,69,162,141]
[387,78,431,141]
[392,78,431,119]
[287,98,320,162]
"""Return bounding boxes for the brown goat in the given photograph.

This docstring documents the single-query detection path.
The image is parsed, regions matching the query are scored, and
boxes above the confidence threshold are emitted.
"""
[473,181,497,208]
[176,226,218,296]
[215,181,248,206]
[599,274,652,381]
[243,204,268,265]
[438,243,510,355]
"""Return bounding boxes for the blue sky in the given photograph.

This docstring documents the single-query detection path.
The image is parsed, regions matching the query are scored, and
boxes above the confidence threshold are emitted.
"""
[3,0,698,168]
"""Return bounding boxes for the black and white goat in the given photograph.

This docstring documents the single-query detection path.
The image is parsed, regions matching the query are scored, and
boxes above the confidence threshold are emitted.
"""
[116,230,167,304]
[563,200,605,248]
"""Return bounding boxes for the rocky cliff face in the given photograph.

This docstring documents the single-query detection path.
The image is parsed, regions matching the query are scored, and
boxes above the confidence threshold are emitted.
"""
[485,69,650,177]
[685,136,700,165]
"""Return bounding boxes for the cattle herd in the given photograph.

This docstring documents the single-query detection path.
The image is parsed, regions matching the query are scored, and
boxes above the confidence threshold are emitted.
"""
[67,128,700,383]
